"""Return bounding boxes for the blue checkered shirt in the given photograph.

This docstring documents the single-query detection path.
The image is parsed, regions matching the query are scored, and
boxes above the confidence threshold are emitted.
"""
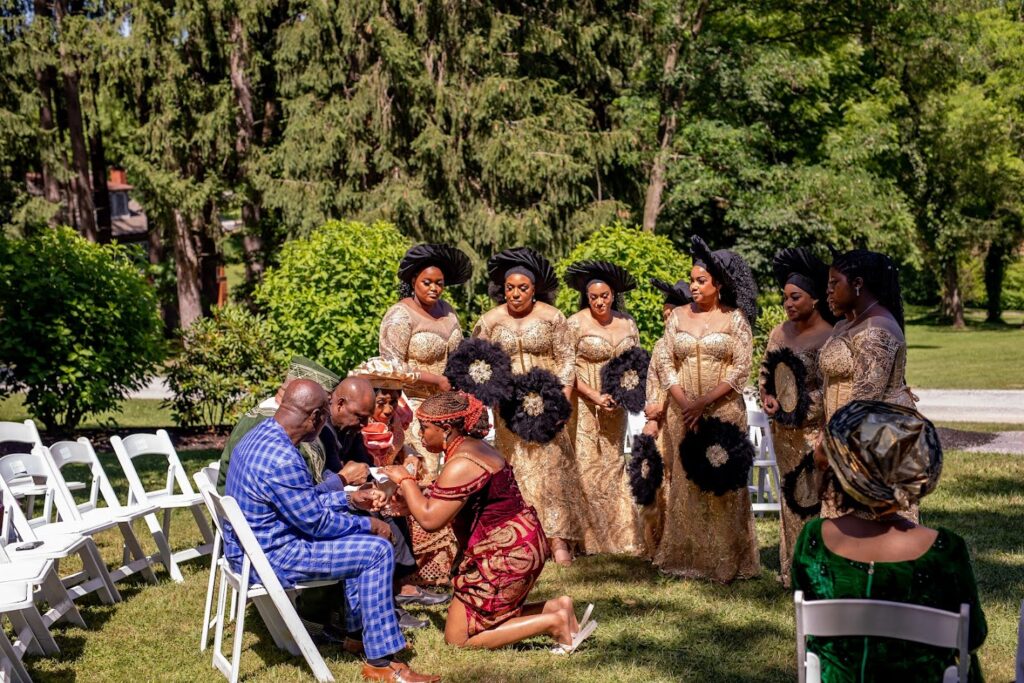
[224,418,372,584]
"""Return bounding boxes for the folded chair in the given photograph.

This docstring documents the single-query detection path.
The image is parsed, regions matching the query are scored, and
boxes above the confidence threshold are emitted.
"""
[746,408,781,515]
[192,468,336,683]
[0,472,120,607]
[0,581,54,683]
[794,590,970,683]
[41,441,166,585]
[110,430,214,582]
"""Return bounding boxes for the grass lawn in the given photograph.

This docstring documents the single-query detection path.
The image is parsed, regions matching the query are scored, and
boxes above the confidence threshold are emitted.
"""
[936,421,1024,433]
[905,307,1024,390]
[16,447,1023,682]
[0,395,174,429]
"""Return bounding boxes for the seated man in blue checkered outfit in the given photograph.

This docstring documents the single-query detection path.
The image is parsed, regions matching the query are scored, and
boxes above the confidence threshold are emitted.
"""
[224,379,440,682]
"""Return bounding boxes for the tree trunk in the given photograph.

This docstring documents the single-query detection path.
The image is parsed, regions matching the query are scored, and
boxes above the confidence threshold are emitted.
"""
[33,60,65,223]
[941,259,965,329]
[240,203,265,284]
[983,242,1006,324]
[172,210,203,329]
[641,1,709,232]
[198,215,222,315]
[54,0,97,241]
[89,75,112,243]
[148,222,180,335]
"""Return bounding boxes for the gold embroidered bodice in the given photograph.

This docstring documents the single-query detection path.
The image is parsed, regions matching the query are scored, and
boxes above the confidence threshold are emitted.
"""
[567,311,639,391]
[379,301,462,398]
[472,302,576,386]
[655,308,753,400]
[758,323,830,427]
[819,314,913,420]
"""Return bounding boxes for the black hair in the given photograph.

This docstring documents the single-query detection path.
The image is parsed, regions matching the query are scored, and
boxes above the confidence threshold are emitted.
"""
[831,250,905,330]
[418,391,491,439]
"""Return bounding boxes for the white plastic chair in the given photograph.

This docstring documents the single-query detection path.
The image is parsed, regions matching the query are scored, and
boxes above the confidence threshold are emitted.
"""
[40,441,168,585]
[746,408,781,515]
[0,470,121,607]
[794,590,970,683]
[0,580,55,683]
[0,543,86,647]
[109,430,214,582]
[192,468,336,683]
[0,421,84,520]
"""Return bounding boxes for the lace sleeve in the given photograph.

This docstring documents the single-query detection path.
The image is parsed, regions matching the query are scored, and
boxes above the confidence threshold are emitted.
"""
[379,304,412,363]
[656,313,679,389]
[646,337,667,406]
[724,311,754,393]
[850,326,902,402]
[471,314,490,341]
[758,325,783,396]
[551,310,577,386]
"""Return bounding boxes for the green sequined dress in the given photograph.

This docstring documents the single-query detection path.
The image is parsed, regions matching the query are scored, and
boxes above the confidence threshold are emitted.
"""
[792,518,987,682]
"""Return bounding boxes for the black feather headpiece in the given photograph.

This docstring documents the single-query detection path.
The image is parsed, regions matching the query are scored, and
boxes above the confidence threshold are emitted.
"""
[679,416,755,496]
[487,247,560,304]
[772,247,837,322]
[627,433,664,506]
[398,243,472,286]
[600,346,650,414]
[564,260,637,295]
[497,367,571,444]
[444,338,514,406]
[649,278,693,306]
[690,236,758,327]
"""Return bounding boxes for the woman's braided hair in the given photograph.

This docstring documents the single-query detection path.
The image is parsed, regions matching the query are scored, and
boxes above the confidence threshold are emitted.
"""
[832,249,905,331]
[417,391,491,439]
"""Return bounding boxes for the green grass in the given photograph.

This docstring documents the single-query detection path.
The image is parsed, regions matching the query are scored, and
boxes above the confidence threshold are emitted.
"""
[0,395,173,429]
[16,448,1023,682]
[935,421,1024,433]
[905,306,1024,390]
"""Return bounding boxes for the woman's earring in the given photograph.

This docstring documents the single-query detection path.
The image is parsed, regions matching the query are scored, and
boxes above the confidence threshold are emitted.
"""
[855,286,861,297]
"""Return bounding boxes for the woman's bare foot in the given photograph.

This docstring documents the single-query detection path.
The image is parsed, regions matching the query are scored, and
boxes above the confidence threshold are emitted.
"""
[550,538,573,566]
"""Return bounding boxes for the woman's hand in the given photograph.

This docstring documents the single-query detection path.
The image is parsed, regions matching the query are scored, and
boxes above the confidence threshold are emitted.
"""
[763,395,780,416]
[644,402,664,422]
[563,385,574,404]
[381,464,416,485]
[680,395,706,428]
[813,437,829,471]
[420,371,451,392]
[642,419,660,437]
[350,488,387,512]
[597,393,617,411]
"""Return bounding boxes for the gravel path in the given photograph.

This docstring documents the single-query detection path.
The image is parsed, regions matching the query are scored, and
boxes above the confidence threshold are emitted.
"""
[915,389,1024,424]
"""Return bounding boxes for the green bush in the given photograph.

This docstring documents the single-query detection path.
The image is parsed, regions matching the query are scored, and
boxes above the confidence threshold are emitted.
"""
[0,227,164,430]
[254,220,411,373]
[165,305,287,428]
[555,224,692,348]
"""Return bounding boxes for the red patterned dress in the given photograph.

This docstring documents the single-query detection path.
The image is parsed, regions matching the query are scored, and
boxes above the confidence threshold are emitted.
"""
[428,453,550,635]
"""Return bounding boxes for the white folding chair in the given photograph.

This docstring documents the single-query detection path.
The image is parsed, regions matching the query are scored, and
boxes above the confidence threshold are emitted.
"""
[746,408,781,515]
[0,421,84,521]
[625,412,646,455]
[794,590,971,683]
[109,430,214,582]
[41,441,167,585]
[0,543,85,649]
[0,472,120,607]
[0,580,56,682]
[192,470,336,683]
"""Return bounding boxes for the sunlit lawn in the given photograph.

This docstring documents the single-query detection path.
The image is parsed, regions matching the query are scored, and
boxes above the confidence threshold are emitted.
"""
[0,395,174,429]
[15,447,1022,682]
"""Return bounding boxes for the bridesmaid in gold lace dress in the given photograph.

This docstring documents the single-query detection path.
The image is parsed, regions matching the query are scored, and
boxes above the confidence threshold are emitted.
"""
[818,249,917,521]
[564,260,644,555]
[640,279,692,557]
[379,244,472,478]
[472,247,579,565]
[757,248,835,587]
[653,236,760,583]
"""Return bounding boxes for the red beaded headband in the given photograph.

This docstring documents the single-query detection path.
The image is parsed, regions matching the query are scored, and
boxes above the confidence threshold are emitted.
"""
[416,391,486,431]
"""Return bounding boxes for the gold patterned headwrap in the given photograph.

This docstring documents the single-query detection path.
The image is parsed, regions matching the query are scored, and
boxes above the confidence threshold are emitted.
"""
[823,400,942,517]
[347,357,420,390]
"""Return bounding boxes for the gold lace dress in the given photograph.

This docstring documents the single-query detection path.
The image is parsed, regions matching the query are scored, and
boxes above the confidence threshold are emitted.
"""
[818,313,918,519]
[566,311,644,555]
[379,300,463,477]
[472,302,580,541]
[653,307,760,583]
[639,336,676,558]
[758,323,830,586]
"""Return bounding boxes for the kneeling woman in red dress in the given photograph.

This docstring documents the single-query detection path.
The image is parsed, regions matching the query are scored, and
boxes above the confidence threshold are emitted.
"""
[383,391,596,652]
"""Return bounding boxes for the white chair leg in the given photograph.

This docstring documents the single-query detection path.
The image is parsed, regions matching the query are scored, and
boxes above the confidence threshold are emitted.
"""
[200,535,222,651]
[144,512,183,582]
[229,587,237,622]
[265,591,334,682]
[118,520,159,585]
[39,569,85,629]
[212,567,229,667]
[0,628,33,683]
[230,570,251,683]
[80,542,121,604]
[191,504,216,546]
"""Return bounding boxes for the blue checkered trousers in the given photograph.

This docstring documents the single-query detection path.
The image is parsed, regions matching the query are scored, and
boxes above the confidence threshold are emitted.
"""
[224,418,406,659]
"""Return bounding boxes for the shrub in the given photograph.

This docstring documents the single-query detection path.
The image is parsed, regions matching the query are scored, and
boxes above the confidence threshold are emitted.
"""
[0,227,164,430]
[555,224,692,348]
[254,220,411,373]
[165,304,287,428]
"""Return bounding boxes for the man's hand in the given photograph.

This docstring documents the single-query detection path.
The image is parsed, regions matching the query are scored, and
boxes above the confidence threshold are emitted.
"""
[368,517,392,540]
[350,488,387,512]
[340,461,370,486]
